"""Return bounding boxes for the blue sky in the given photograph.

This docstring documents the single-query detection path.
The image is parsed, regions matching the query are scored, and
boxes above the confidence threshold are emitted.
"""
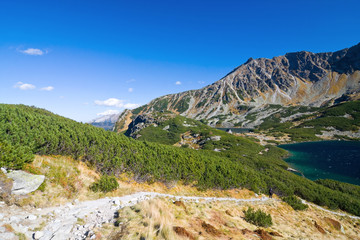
[1,0,359,122]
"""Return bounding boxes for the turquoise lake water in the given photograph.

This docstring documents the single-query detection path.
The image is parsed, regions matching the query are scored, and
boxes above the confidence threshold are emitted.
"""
[279,141,360,186]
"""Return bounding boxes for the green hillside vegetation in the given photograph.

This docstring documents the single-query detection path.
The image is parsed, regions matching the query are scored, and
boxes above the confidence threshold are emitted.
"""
[256,101,360,142]
[1,104,360,216]
[315,179,360,199]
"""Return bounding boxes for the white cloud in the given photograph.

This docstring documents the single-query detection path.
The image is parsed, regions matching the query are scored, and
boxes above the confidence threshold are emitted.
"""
[14,82,36,90]
[198,81,205,84]
[97,109,120,116]
[40,86,54,91]
[128,88,133,93]
[126,78,136,83]
[20,48,46,56]
[94,98,139,109]
[175,81,182,85]
[124,103,140,109]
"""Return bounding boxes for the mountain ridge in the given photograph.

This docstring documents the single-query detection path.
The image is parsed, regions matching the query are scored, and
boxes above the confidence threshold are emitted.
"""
[116,43,360,129]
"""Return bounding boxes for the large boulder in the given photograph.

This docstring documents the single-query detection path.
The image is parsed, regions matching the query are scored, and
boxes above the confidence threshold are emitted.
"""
[6,170,45,195]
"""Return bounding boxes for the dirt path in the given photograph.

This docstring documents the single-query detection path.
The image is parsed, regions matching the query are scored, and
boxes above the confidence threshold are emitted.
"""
[0,192,359,240]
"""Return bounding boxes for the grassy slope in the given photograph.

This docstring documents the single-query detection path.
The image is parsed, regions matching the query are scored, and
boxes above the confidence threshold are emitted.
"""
[105,197,360,240]
[1,104,360,216]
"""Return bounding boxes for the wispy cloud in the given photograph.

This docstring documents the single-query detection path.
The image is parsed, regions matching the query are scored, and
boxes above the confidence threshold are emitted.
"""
[40,86,54,91]
[175,81,182,85]
[128,88,133,93]
[14,82,36,90]
[19,48,47,56]
[97,109,120,116]
[94,98,139,109]
[198,81,205,84]
[126,78,136,83]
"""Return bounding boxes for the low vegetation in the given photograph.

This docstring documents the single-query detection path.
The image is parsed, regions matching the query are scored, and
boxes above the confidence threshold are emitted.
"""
[283,195,308,211]
[1,104,360,216]
[243,207,273,227]
[90,175,119,193]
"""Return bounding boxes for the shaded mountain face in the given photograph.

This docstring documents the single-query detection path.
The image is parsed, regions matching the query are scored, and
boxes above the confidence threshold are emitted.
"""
[118,43,360,128]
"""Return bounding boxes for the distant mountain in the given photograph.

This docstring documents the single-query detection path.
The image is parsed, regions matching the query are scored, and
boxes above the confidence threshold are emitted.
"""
[117,43,360,129]
[90,113,120,130]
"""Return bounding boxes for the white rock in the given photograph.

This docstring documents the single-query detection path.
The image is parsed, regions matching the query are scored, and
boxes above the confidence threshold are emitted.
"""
[0,213,3,220]
[113,199,120,205]
[0,226,5,233]
[26,214,37,220]
[10,216,20,222]
[0,232,15,240]
[34,231,44,239]
[6,170,45,195]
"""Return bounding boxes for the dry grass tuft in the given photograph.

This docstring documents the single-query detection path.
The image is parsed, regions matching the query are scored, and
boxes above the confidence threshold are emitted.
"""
[201,221,221,237]
[173,226,195,240]
[3,223,14,232]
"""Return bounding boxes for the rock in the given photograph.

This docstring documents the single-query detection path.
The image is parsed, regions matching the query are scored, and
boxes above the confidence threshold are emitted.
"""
[6,170,45,195]
[113,199,121,205]
[33,231,44,239]
[0,171,13,198]
[1,168,7,174]
[0,213,4,220]
[210,136,221,141]
[10,216,20,222]
[324,217,342,231]
[0,232,16,240]
[0,226,5,233]
[26,215,37,220]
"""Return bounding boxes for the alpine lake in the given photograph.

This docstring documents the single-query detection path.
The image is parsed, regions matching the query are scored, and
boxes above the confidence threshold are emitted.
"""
[279,141,360,186]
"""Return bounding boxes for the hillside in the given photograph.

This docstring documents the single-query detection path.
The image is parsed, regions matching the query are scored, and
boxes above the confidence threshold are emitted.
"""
[1,104,360,217]
[116,42,360,128]
[1,155,360,239]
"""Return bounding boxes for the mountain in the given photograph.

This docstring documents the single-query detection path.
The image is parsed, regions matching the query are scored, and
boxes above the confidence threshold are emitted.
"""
[90,113,120,130]
[117,43,360,129]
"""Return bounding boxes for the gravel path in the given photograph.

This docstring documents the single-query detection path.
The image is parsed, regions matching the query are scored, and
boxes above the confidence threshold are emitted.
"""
[0,192,359,240]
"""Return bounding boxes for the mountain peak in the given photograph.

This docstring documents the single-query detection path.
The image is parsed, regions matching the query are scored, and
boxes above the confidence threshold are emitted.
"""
[117,43,360,128]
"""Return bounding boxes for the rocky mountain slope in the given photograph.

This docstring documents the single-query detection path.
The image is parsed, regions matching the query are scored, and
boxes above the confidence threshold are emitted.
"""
[117,43,360,128]
[90,113,120,130]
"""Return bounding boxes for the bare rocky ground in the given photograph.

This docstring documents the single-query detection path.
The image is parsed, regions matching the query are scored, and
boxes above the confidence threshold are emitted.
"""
[1,192,359,240]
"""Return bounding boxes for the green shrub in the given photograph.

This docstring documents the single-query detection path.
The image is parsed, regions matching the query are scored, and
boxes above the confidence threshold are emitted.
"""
[90,175,119,193]
[0,141,34,169]
[244,207,272,227]
[283,195,308,210]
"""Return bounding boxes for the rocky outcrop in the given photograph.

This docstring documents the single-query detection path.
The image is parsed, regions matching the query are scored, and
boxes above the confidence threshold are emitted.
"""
[124,112,177,138]
[118,43,360,127]
[6,170,45,195]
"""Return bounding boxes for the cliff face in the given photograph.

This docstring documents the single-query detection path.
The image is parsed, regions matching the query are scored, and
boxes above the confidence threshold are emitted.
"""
[118,43,360,128]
